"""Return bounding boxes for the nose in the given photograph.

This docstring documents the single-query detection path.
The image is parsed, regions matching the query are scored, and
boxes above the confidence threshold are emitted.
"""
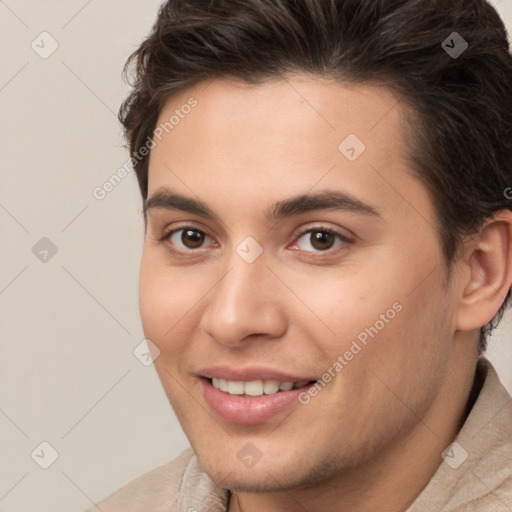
[199,255,288,348]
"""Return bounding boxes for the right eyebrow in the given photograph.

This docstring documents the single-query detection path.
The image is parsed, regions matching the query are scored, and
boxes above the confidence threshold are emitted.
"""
[144,189,220,220]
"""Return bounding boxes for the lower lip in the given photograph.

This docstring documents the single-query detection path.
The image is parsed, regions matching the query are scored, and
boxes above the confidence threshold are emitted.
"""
[200,378,313,425]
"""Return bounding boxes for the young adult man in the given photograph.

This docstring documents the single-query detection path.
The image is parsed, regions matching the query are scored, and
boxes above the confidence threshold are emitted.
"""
[88,1,512,510]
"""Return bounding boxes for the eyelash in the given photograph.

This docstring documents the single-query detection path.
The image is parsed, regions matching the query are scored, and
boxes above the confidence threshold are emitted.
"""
[158,225,352,256]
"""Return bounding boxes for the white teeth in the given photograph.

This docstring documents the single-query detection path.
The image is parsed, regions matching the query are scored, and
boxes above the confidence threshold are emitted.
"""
[227,381,244,395]
[210,378,306,396]
[244,380,264,396]
[279,381,294,391]
[263,380,280,394]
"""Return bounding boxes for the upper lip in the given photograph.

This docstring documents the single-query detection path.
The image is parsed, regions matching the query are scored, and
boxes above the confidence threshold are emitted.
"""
[198,366,317,382]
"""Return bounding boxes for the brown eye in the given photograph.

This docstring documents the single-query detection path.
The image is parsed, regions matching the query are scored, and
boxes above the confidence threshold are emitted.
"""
[310,231,335,250]
[167,228,210,250]
[295,228,348,252]
[181,229,205,248]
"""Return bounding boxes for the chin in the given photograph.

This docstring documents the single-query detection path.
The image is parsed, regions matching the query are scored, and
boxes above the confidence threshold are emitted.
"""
[208,466,298,493]
[195,448,325,494]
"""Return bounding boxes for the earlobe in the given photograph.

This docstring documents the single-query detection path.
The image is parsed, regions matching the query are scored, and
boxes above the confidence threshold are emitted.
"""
[456,210,512,332]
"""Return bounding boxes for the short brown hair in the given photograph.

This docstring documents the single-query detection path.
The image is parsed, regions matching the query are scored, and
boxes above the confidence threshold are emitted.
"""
[119,0,512,352]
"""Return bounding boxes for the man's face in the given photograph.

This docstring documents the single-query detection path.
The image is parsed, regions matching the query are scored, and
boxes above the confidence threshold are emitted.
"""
[139,76,459,491]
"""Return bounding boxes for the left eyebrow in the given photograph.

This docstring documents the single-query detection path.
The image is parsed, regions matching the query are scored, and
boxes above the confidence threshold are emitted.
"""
[266,190,381,222]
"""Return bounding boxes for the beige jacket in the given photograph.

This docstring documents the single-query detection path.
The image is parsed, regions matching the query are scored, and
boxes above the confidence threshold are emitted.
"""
[89,358,512,511]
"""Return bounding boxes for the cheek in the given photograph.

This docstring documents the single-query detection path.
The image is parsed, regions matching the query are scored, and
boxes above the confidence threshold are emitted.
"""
[352,268,455,404]
[299,247,452,369]
[138,250,202,346]
[280,261,400,343]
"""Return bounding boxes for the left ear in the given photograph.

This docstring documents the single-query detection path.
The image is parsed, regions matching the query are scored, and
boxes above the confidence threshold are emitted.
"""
[456,209,512,332]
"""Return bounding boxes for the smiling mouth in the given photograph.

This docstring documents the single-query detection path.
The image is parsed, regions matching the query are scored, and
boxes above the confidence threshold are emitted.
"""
[208,377,317,396]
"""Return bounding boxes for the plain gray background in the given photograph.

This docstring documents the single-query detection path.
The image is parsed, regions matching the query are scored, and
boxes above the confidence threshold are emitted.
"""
[1,1,511,511]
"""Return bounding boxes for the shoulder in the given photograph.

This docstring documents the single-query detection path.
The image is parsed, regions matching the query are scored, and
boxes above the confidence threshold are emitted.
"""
[408,358,512,512]
[86,447,196,512]
[451,360,512,511]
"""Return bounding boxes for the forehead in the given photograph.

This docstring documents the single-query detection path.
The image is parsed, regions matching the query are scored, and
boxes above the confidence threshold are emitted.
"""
[151,75,407,160]
[146,75,433,225]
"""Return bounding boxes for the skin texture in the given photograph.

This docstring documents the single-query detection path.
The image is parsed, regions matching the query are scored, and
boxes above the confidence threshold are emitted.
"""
[139,75,512,512]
